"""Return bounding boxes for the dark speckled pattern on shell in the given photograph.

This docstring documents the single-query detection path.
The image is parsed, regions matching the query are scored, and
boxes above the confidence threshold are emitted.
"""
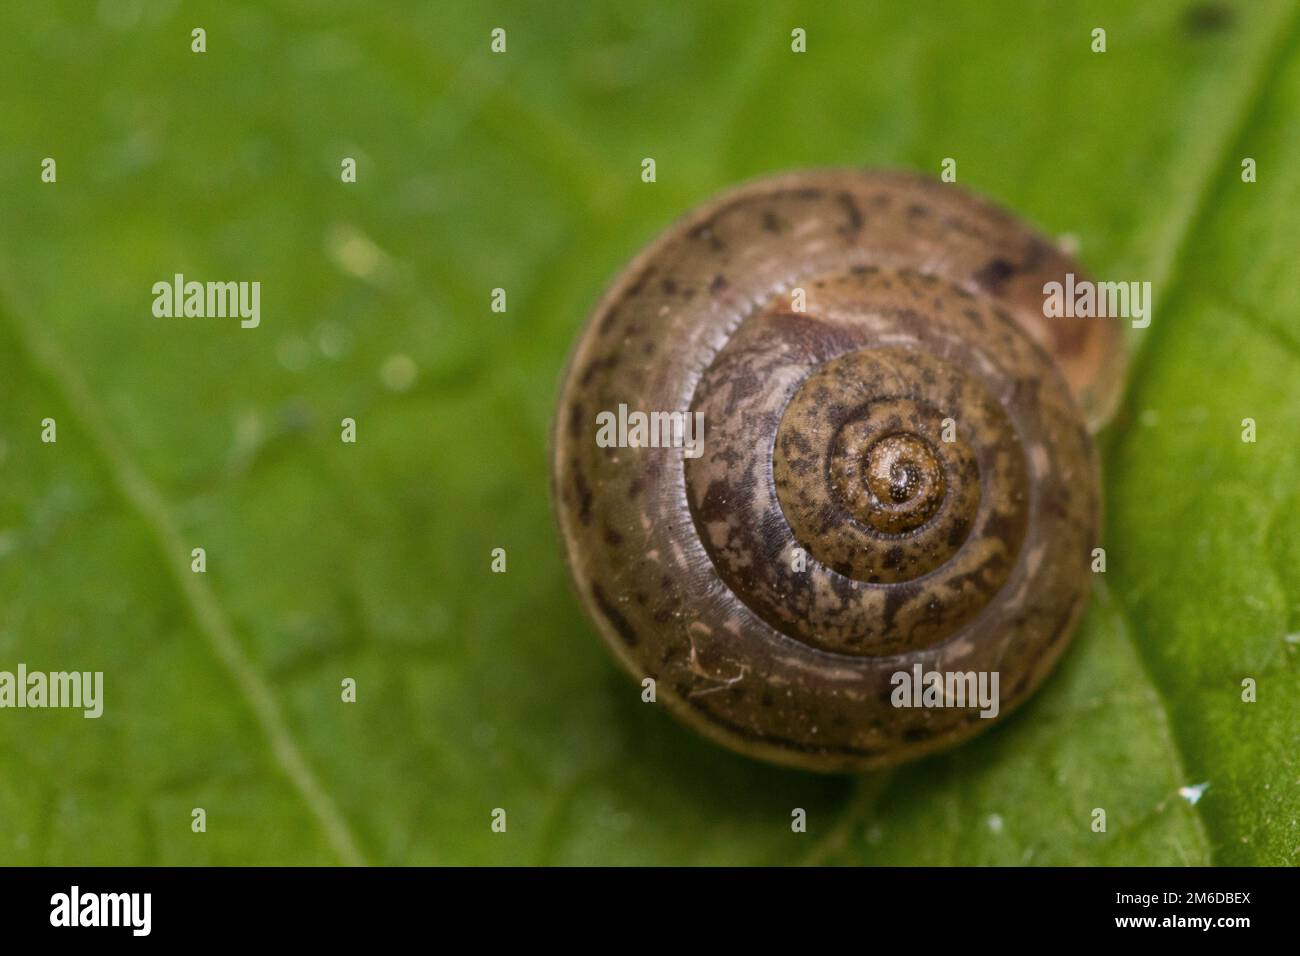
[551,169,1125,772]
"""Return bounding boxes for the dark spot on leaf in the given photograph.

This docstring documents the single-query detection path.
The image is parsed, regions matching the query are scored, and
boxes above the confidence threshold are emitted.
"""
[1184,2,1233,34]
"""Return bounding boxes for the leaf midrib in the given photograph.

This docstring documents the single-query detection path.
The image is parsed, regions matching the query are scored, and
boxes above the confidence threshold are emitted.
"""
[1099,2,1300,867]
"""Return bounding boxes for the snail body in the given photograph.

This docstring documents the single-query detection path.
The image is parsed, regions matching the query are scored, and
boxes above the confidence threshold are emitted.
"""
[552,169,1124,772]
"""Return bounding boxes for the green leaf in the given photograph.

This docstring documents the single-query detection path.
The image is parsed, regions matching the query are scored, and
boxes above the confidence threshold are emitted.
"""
[0,0,1293,864]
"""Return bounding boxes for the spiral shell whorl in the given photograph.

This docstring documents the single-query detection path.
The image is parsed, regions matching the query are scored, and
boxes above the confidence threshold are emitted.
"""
[553,170,1120,771]
[687,269,1037,660]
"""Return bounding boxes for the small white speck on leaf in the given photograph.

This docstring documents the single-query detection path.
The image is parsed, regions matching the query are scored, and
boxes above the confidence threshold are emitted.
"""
[1179,782,1209,805]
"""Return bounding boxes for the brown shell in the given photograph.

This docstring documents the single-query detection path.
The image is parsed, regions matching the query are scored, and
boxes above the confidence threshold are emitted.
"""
[551,169,1125,772]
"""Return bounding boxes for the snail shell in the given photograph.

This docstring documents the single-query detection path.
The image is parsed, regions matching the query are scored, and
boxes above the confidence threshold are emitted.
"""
[552,169,1125,772]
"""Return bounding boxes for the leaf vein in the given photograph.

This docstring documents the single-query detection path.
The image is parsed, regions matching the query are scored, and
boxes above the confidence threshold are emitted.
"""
[0,273,367,867]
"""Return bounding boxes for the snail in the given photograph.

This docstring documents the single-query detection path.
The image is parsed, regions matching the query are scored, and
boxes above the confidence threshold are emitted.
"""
[551,169,1125,772]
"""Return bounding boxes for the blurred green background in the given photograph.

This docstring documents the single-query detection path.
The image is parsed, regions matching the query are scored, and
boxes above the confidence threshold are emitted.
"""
[1,0,1297,865]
